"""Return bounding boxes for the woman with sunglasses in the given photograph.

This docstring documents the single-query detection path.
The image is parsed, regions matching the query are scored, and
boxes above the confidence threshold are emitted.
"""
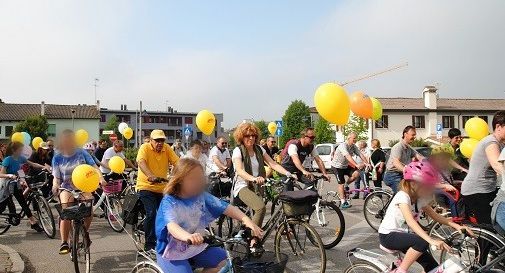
[231,122,295,227]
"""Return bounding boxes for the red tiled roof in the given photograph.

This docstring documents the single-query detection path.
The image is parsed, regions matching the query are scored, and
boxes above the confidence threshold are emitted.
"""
[0,103,100,121]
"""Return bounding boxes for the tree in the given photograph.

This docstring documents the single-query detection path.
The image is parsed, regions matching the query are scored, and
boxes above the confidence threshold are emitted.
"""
[280,100,311,146]
[389,138,428,147]
[314,118,335,144]
[254,120,270,140]
[100,115,119,142]
[15,115,49,139]
[342,114,368,141]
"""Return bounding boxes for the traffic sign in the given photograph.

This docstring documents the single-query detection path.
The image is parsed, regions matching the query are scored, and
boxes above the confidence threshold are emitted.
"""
[109,133,118,142]
[275,120,283,128]
[184,126,192,136]
[102,130,114,135]
[436,123,443,140]
[275,127,283,136]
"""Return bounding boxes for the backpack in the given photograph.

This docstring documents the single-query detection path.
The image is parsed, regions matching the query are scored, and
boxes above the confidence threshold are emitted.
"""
[280,139,298,160]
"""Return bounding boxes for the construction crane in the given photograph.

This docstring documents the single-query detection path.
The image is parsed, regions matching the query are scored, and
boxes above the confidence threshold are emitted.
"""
[339,62,408,86]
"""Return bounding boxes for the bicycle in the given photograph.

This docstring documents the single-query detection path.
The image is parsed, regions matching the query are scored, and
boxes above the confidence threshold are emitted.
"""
[298,174,346,249]
[93,173,125,233]
[207,172,234,238]
[55,189,93,273]
[131,228,289,273]
[0,171,56,238]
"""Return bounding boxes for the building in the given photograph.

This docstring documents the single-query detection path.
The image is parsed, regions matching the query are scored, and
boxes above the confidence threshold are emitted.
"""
[100,105,225,146]
[0,100,101,142]
[310,86,505,146]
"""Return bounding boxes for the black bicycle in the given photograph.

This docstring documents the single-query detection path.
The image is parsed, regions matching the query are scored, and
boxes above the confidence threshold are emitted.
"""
[0,172,56,238]
[55,189,93,273]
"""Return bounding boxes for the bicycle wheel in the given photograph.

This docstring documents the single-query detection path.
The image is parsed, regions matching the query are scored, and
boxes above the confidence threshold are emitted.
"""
[308,200,345,249]
[36,195,56,238]
[363,190,392,231]
[274,219,326,273]
[106,197,125,233]
[343,261,383,273]
[131,261,163,273]
[439,226,505,270]
[72,224,91,273]
[217,215,234,238]
[0,216,11,235]
[132,210,146,251]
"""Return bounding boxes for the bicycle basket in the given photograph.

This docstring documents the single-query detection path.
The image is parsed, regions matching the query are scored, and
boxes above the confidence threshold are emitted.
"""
[122,192,142,225]
[278,190,318,217]
[234,251,288,273]
[55,200,93,220]
[103,179,123,194]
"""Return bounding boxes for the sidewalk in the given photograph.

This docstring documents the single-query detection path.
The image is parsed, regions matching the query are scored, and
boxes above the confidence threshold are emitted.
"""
[0,244,24,273]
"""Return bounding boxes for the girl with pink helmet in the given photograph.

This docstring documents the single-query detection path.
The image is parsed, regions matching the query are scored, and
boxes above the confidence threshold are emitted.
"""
[378,160,474,273]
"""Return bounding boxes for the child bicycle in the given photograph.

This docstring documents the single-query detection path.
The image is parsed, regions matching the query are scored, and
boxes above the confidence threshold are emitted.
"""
[131,229,288,273]
[55,189,93,273]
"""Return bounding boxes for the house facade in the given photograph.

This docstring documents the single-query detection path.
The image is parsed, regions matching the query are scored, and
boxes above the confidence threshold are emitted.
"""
[310,86,504,146]
[100,105,225,146]
[0,101,101,143]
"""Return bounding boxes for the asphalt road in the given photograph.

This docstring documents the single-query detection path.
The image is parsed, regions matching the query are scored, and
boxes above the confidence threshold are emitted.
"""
[1,176,383,273]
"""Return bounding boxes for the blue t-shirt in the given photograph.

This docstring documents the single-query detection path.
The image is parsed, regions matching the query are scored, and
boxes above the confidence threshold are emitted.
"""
[1,156,27,175]
[155,192,229,260]
[52,148,96,190]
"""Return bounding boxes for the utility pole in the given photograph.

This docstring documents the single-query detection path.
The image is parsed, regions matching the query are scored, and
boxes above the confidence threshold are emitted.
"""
[139,100,143,147]
[94,78,99,104]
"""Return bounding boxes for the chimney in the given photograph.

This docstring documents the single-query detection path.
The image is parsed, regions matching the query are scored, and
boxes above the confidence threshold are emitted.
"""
[124,104,127,110]
[41,101,45,116]
[422,86,438,110]
[96,100,100,110]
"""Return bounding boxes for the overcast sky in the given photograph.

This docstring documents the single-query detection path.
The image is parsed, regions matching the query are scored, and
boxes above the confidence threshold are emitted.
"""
[1,1,504,128]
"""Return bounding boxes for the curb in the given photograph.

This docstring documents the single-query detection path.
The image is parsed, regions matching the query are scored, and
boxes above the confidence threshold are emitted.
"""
[0,244,24,273]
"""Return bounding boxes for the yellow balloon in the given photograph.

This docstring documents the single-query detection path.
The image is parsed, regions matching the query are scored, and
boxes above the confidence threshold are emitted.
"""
[75,129,89,146]
[196,110,216,135]
[314,83,350,125]
[464,117,489,141]
[72,164,100,192]
[268,122,277,135]
[11,132,24,143]
[460,138,479,158]
[370,97,383,121]
[123,127,133,140]
[32,137,43,149]
[109,156,126,174]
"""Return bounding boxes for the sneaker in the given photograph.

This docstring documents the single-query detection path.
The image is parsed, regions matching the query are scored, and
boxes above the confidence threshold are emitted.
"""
[59,242,70,255]
[341,201,352,209]
[31,223,43,233]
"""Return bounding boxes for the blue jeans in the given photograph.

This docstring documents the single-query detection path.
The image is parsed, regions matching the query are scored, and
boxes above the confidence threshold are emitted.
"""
[138,190,163,250]
[383,171,403,193]
[496,202,505,233]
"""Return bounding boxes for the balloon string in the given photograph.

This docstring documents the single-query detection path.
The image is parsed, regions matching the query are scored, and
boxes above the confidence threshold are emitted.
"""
[340,62,408,86]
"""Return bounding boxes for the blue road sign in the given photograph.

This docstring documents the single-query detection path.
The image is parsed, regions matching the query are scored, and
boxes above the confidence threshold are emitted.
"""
[275,127,283,136]
[184,126,192,136]
[436,123,442,132]
[276,120,283,128]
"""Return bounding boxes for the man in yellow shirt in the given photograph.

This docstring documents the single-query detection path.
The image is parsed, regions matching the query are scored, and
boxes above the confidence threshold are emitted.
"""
[136,129,179,253]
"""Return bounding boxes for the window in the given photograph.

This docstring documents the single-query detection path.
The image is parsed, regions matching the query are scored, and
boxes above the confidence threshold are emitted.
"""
[47,124,56,137]
[117,115,131,122]
[168,117,182,126]
[159,116,167,123]
[185,117,193,124]
[5,126,13,137]
[197,132,203,139]
[374,115,389,129]
[412,115,425,128]
[0,126,2,135]
[442,116,454,128]
[100,115,106,122]
[463,115,488,125]
[479,116,488,123]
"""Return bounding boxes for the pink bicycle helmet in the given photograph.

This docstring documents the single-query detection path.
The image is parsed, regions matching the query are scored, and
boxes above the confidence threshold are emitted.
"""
[403,160,439,186]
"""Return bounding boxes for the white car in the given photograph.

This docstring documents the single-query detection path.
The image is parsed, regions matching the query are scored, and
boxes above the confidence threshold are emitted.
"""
[312,143,339,171]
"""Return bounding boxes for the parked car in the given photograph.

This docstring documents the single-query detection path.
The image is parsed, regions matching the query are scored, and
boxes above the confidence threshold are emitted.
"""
[381,146,431,163]
[312,143,339,171]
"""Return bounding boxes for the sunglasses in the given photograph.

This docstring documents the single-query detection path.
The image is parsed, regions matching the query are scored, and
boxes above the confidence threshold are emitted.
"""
[220,142,228,145]
[305,135,316,140]
[153,138,165,143]
[244,134,257,139]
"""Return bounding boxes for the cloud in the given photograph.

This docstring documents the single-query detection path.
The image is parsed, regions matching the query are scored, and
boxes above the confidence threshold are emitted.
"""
[0,1,503,128]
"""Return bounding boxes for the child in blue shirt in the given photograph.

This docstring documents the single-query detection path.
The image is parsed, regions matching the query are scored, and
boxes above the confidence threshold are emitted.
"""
[155,158,262,273]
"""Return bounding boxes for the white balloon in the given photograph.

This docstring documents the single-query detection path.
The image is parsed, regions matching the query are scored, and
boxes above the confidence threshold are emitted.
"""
[118,122,128,134]
[22,146,33,158]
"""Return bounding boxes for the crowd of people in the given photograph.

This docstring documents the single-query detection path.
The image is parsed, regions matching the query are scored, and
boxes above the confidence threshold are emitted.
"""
[0,110,505,273]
